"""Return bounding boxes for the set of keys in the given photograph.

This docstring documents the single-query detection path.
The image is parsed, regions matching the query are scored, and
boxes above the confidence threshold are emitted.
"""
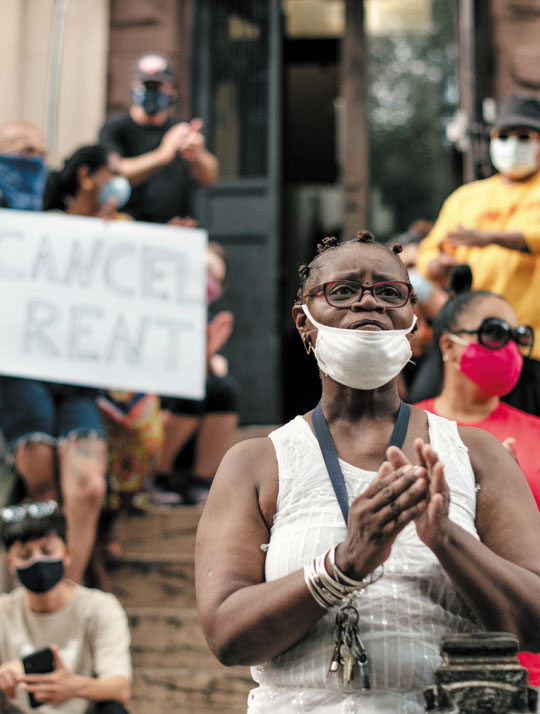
[328,603,370,689]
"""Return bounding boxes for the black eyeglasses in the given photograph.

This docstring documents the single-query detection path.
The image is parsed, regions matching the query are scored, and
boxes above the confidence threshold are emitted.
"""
[0,500,58,524]
[305,280,412,308]
[452,317,534,357]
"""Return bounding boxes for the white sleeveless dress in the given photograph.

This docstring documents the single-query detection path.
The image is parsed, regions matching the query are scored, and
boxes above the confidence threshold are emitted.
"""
[247,411,481,714]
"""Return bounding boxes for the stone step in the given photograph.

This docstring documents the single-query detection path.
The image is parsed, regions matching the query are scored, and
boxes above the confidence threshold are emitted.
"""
[107,553,195,608]
[113,505,203,554]
[128,607,216,669]
[130,666,252,714]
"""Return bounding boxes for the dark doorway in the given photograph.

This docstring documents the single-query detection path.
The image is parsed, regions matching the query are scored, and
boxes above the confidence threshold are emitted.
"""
[281,37,342,421]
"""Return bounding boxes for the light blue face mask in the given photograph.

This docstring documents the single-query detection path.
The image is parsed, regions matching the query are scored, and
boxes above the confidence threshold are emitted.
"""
[98,176,131,209]
[408,268,434,304]
[0,154,48,211]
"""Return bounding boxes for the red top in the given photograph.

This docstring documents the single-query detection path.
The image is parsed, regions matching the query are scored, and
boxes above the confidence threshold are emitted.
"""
[416,398,540,684]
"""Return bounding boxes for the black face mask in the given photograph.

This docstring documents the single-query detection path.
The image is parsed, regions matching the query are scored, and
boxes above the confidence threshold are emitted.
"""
[16,559,64,594]
[131,85,172,117]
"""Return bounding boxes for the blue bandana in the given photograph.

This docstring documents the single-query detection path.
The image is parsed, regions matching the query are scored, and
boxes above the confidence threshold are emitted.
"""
[0,154,48,211]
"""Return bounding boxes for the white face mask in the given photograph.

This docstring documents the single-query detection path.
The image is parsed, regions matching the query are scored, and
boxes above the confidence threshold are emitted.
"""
[302,304,417,390]
[490,136,540,179]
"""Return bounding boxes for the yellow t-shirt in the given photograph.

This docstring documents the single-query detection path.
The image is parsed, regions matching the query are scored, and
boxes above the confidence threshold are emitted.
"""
[417,171,540,359]
[0,585,132,714]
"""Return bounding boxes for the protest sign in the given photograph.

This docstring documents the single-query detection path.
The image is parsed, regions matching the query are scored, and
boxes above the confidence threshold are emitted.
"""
[0,209,207,399]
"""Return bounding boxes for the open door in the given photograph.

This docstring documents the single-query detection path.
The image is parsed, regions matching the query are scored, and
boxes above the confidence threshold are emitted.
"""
[192,0,282,424]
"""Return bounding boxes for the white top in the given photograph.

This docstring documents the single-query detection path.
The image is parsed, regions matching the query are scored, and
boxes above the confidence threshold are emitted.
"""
[248,411,480,714]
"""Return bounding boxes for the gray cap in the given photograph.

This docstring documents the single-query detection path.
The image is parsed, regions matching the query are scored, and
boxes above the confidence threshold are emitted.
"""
[494,95,540,132]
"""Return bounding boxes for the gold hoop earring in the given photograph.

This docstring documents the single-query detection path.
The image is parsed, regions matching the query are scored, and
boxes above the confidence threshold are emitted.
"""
[302,334,313,355]
[81,177,94,191]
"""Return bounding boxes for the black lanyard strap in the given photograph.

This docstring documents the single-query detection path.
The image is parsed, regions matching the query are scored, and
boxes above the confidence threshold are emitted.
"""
[311,400,410,524]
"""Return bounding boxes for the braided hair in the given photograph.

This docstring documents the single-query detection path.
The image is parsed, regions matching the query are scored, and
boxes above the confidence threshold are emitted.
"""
[296,230,414,303]
[432,265,499,357]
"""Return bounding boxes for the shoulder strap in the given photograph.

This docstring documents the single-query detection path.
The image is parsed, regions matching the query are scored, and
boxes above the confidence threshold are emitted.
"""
[312,401,410,524]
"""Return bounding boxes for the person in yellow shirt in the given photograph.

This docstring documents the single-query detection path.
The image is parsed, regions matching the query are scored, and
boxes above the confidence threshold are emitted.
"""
[416,95,540,416]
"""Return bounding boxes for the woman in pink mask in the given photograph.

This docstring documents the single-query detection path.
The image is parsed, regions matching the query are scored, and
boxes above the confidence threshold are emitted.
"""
[416,265,540,684]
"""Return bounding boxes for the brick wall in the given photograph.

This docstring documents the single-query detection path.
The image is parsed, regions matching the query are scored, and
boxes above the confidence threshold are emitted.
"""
[106,0,194,120]
[490,0,540,100]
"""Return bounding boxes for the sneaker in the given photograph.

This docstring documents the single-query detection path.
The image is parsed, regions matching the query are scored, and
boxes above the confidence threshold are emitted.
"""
[148,486,184,506]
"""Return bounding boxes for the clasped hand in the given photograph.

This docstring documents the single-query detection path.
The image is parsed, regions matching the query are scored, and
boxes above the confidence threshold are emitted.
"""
[335,439,451,579]
[15,646,78,705]
[160,118,206,164]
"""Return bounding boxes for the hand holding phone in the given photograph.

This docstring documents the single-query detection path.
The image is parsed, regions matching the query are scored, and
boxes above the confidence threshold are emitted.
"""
[21,647,55,708]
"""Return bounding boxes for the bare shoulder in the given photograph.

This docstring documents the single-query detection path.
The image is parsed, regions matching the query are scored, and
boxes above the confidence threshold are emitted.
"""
[457,424,525,490]
[205,435,279,531]
[213,436,277,493]
[456,425,515,479]
[456,425,540,557]
[218,436,277,471]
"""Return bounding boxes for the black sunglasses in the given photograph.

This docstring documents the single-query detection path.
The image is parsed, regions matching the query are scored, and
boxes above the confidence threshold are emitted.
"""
[453,317,534,357]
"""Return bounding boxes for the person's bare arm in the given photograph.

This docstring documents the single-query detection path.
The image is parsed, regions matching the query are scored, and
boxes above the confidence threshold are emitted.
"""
[445,225,530,252]
[401,430,540,651]
[116,122,190,186]
[196,436,428,666]
[178,118,218,186]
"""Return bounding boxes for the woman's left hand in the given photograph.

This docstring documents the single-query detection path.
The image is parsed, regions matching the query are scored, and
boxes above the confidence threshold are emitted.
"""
[386,439,451,550]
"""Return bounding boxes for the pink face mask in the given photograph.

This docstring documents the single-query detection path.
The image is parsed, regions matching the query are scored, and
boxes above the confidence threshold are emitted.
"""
[457,340,523,396]
[206,275,223,304]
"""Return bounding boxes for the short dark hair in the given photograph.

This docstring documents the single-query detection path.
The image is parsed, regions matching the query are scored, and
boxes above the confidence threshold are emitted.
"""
[1,503,67,550]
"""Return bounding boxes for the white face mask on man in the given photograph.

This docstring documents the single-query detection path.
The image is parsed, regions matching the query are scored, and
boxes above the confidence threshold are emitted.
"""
[302,304,417,390]
[490,135,540,179]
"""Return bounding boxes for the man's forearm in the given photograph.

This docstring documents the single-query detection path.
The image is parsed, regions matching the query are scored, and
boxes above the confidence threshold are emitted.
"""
[118,150,168,186]
[187,149,218,186]
[74,674,131,705]
[490,231,530,252]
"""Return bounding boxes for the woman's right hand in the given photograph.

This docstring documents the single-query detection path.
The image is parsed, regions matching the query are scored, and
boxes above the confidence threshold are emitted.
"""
[335,458,428,580]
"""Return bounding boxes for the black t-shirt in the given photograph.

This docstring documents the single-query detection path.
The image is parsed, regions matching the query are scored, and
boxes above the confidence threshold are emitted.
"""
[99,113,196,223]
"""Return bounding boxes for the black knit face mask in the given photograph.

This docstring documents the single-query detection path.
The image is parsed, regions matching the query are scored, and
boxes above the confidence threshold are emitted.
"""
[16,559,64,593]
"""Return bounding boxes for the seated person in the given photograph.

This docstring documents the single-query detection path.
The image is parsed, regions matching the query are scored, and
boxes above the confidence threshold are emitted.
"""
[0,500,131,714]
[158,242,239,504]
[0,138,112,584]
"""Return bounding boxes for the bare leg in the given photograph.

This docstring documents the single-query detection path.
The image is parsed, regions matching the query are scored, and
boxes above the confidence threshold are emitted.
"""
[193,412,239,479]
[158,411,201,472]
[14,441,57,500]
[59,437,107,584]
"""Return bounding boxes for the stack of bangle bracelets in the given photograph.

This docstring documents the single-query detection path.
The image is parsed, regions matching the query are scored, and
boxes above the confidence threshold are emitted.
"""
[304,543,384,610]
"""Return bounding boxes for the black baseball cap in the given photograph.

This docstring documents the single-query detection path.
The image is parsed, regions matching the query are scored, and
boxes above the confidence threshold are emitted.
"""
[494,95,540,132]
[133,54,175,84]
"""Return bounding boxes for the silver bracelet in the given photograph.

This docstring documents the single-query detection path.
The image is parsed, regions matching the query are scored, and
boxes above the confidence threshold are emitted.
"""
[328,544,385,589]
[304,545,383,610]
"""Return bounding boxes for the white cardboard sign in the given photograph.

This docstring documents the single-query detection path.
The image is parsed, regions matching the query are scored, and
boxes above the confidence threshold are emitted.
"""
[0,209,207,399]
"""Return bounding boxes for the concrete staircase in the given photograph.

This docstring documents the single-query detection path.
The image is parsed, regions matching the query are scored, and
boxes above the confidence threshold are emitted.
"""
[108,504,253,713]
[106,425,276,714]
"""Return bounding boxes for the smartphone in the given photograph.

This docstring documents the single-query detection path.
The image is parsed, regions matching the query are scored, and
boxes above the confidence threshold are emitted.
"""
[22,647,55,709]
